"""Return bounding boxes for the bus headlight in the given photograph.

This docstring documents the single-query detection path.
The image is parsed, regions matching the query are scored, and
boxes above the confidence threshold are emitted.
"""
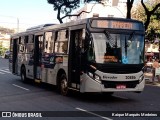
[88,72,94,78]
[95,74,100,81]
[139,75,144,83]
[87,72,101,83]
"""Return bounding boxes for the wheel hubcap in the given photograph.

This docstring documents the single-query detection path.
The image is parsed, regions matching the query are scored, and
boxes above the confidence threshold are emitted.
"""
[61,79,68,95]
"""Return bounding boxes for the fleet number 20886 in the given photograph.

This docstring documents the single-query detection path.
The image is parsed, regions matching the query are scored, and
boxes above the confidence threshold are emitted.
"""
[125,76,136,79]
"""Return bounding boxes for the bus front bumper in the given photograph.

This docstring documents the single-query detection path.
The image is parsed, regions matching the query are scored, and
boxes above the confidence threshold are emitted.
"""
[80,74,145,93]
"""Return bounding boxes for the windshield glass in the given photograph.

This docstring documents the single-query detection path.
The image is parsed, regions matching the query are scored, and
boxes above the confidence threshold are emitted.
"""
[88,32,144,64]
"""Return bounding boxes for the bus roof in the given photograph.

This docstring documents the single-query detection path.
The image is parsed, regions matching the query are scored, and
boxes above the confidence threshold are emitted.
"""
[11,17,144,38]
[26,24,56,31]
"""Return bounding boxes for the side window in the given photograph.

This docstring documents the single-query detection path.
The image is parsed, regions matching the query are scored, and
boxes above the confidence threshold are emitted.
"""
[25,36,28,43]
[29,35,34,53]
[45,32,54,53]
[19,45,25,53]
[19,37,25,53]
[38,35,44,53]
[87,40,95,61]
[28,35,34,43]
[55,30,68,54]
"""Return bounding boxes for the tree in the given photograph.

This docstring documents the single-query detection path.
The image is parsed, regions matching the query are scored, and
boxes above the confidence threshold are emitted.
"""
[141,0,160,30]
[126,0,134,19]
[132,0,160,41]
[48,0,147,23]
[47,0,105,23]
[0,41,8,56]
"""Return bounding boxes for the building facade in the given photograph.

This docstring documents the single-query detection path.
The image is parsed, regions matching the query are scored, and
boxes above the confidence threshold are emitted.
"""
[69,0,127,21]
[0,34,10,49]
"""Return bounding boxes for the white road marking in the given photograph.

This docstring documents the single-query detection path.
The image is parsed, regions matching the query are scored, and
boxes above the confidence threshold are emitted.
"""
[0,72,5,74]
[12,84,30,91]
[76,107,113,120]
[0,69,11,73]
[1,67,9,70]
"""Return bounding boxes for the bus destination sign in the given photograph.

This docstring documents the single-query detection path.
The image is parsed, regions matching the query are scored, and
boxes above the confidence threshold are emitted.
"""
[91,20,142,30]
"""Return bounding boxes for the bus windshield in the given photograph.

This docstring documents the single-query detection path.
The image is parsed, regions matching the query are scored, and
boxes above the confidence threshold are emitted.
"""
[88,32,144,64]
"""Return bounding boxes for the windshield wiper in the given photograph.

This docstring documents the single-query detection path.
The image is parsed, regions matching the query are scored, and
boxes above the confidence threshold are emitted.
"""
[127,31,135,47]
[125,36,128,56]
[124,32,135,56]
[104,30,117,48]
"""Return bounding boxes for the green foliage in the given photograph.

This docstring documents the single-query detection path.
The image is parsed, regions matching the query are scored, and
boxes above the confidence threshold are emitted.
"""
[47,0,105,23]
[132,0,160,41]
[0,42,8,56]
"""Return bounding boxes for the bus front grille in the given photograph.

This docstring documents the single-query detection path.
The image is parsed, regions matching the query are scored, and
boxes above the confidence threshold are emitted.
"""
[102,80,139,88]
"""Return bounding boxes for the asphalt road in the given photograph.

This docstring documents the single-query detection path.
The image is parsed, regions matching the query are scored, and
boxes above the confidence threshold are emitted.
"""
[0,57,160,120]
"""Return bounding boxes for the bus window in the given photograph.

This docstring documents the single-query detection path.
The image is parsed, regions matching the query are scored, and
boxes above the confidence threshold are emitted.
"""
[25,35,34,54]
[45,32,54,53]
[25,36,28,43]
[21,36,25,44]
[26,44,34,53]
[39,36,44,53]
[19,37,21,44]
[19,45,25,53]
[18,37,25,53]
[54,30,68,54]
[87,40,95,61]
[57,30,68,41]
[28,35,34,43]
[55,41,68,54]
[61,41,68,53]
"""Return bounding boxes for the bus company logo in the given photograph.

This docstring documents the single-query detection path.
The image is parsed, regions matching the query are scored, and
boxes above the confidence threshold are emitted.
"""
[103,76,117,79]
[1,112,42,118]
[2,112,11,117]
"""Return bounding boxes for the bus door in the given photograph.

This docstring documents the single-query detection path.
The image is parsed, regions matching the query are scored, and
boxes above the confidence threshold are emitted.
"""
[68,29,83,88]
[12,38,18,74]
[34,35,43,81]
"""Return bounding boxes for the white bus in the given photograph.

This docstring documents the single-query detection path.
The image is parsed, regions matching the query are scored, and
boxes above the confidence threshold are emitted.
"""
[9,17,145,95]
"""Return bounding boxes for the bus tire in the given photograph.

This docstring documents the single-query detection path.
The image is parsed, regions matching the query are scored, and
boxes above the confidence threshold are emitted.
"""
[60,74,69,96]
[21,67,27,82]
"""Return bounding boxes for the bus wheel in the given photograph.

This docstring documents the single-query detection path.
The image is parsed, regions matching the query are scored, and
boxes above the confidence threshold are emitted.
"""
[21,67,27,82]
[60,74,68,96]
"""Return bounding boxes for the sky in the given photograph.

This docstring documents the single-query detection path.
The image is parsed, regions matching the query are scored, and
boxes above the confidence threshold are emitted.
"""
[0,0,140,32]
[0,0,58,31]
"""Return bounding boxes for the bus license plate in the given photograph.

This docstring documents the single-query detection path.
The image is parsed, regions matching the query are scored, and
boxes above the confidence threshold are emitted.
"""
[116,85,126,89]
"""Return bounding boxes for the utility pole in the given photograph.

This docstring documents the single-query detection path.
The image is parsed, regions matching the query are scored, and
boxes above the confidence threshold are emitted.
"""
[17,18,19,33]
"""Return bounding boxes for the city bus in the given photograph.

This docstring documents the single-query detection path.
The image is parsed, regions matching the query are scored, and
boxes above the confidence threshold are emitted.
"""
[9,17,145,95]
